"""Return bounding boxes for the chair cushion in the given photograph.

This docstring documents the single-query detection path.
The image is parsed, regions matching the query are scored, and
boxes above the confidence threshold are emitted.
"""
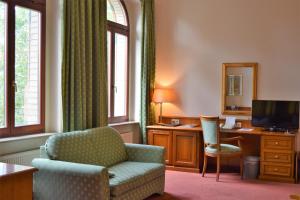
[45,127,128,167]
[108,161,165,196]
[205,144,241,154]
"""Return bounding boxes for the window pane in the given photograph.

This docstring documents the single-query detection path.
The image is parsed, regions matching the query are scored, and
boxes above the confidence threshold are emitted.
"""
[114,33,127,117]
[107,0,127,26]
[0,2,7,128]
[15,7,41,126]
[107,31,111,117]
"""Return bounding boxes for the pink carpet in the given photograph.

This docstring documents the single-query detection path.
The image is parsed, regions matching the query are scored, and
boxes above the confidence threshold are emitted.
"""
[147,170,300,200]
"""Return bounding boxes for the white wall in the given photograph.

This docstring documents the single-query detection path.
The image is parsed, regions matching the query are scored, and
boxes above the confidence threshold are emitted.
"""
[124,0,142,122]
[155,0,300,116]
[155,0,300,148]
[45,0,63,132]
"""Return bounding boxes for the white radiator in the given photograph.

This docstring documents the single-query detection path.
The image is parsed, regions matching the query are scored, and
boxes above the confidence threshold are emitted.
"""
[0,149,40,166]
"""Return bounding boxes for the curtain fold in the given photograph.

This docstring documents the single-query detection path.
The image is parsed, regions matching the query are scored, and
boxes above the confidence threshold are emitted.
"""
[140,0,156,144]
[62,0,107,132]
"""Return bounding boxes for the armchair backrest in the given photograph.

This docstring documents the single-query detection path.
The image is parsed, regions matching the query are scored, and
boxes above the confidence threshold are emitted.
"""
[200,116,220,147]
[45,127,128,167]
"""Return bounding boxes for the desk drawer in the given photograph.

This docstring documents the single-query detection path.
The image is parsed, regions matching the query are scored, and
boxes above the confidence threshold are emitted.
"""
[262,163,292,177]
[263,152,292,163]
[262,136,293,151]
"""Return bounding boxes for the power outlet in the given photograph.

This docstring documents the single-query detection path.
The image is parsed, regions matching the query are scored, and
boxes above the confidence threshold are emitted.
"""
[171,119,180,126]
[235,122,242,128]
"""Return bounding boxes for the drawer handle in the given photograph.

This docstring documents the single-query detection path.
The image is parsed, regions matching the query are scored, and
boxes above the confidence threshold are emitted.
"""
[274,155,279,159]
[274,168,278,172]
[275,142,279,145]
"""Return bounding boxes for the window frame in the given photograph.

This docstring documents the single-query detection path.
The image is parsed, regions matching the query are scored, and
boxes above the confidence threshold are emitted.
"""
[107,0,130,124]
[0,0,46,138]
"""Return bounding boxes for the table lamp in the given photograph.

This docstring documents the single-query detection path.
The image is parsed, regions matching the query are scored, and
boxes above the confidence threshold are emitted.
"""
[152,88,175,123]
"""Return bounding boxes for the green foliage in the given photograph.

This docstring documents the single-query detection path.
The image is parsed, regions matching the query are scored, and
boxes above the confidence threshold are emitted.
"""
[15,7,30,125]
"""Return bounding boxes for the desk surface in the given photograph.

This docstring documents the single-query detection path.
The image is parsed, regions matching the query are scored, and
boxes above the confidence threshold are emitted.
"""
[147,125,201,132]
[147,125,298,137]
[0,162,37,178]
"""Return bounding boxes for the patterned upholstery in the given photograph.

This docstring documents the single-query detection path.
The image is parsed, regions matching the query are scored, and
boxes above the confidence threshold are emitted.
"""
[45,127,128,167]
[111,176,165,200]
[125,144,165,164]
[32,159,110,200]
[32,126,165,200]
[201,119,218,145]
[205,144,241,154]
[109,161,165,196]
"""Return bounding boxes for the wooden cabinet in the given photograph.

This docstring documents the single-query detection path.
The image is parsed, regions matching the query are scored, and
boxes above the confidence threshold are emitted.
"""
[0,162,37,200]
[173,131,198,168]
[148,130,173,165]
[147,127,200,172]
[260,135,295,183]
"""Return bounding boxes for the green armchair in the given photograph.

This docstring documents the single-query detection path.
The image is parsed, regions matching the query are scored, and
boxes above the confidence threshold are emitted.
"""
[32,127,165,200]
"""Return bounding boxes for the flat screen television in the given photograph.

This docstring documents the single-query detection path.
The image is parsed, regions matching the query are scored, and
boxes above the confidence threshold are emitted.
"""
[252,100,299,131]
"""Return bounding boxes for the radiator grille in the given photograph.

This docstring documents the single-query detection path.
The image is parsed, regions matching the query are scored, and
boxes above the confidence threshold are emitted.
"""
[0,149,39,166]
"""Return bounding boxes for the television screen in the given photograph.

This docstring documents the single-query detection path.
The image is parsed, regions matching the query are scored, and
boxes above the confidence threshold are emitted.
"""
[252,100,299,130]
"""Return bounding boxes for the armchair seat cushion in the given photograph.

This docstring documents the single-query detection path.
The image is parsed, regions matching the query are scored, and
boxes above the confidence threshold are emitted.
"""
[108,161,165,196]
[205,144,241,154]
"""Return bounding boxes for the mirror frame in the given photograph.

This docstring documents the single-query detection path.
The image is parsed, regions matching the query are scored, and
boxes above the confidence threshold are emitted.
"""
[221,63,258,116]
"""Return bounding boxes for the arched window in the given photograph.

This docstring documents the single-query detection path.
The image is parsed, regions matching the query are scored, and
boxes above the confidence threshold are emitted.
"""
[107,0,127,26]
[107,0,129,123]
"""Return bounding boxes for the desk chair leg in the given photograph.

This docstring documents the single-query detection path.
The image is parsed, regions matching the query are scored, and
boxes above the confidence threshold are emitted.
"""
[240,155,244,179]
[216,155,220,181]
[202,154,207,177]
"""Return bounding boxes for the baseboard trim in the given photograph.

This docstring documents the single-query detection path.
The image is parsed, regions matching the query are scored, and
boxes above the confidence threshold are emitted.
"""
[166,166,200,173]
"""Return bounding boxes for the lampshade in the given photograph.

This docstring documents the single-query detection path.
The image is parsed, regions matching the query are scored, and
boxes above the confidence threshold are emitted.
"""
[152,88,175,103]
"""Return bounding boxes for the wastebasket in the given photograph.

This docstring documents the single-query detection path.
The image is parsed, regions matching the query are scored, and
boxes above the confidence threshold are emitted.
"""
[243,156,260,179]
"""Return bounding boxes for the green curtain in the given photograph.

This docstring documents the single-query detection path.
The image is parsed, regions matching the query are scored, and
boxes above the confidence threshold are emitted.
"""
[140,0,156,144]
[62,0,108,132]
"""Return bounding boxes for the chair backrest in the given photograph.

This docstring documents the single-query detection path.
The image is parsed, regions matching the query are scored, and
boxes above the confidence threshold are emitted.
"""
[45,126,128,167]
[200,116,220,146]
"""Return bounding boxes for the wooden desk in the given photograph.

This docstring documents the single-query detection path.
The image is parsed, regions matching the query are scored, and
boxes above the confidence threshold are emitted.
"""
[222,128,297,183]
[0,162,37,200]
[147,124,298,183]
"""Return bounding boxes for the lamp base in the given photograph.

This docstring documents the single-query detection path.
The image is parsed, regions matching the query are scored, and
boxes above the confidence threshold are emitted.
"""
[158,102,163,123]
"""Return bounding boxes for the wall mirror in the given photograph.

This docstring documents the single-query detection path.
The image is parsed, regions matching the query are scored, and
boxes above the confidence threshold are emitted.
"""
[222,63,258,116]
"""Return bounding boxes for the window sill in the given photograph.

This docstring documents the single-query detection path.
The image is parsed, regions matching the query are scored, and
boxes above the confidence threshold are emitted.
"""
[0,121,140,144]
[0,133,54,157]
[0,133,54,143]
[0,121,140,156]
[109,121,139,127]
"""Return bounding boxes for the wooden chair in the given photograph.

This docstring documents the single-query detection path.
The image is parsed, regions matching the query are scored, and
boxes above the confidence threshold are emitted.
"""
[200,116,244,181]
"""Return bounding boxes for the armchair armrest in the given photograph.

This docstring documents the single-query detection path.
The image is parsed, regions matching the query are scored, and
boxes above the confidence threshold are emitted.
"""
[39,145,50,159]
[221,136,244,148]
[221,136,244,142]
[125,143,165,164]
[32,158,110,200]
